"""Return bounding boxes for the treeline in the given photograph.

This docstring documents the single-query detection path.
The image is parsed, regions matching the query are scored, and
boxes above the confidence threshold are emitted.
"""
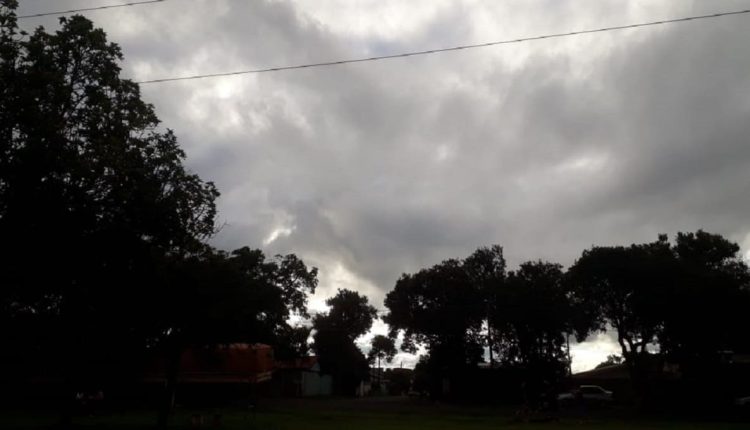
[380,233,750,408]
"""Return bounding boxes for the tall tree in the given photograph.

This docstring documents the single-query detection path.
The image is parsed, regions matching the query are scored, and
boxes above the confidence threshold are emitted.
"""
[463,245,506,366]
[368,334,396,393]
[660,231,750,370]
[384,259,485,397]
[491,261,573,408]
[567,236,676,401]
[152,247,316,426]
[368,334,397,369]
[595,354,624,369]
[274,324,313,361]
[312,289,377,395]
[0,4,218,425]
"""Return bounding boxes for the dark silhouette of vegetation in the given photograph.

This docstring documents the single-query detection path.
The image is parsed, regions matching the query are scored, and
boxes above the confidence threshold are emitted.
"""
[0,4,321,427]
[567,236,675,403]
[661,231,750,370]
[312,289,377,395]
[568,232,750,407]
[464,245,506,366]
[385,237,750,411]
[151,248,317,426]
[595,354,624,369]
[492,261,574,408]
[0,2,217,426]
[369,334,397,369]
[385,258,485,398]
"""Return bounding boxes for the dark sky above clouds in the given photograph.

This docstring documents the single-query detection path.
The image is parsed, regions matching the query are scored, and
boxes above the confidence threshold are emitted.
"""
[17,0,750,370]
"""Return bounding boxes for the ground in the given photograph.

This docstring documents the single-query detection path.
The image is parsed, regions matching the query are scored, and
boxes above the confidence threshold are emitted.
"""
[2,397,748,429]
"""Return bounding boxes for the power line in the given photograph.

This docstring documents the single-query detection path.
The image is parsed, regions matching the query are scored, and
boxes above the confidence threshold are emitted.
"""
[17,0,166,20]
[137,8,750,85]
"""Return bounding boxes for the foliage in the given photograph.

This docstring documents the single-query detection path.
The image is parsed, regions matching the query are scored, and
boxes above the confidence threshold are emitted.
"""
[313,289,377,395]
[660,231,750,369]
[153,247,317,347]
[0,5,323,424]
[567,231,750,404]
[274,324,313,360]
[463,245,507,296]
[315,289,377,341]
[385,259,484,360]
[491,261,572,406]
[569,231,750,372]
[0,3,219,389]
[463,245,506,362]
[595,354,624,369]
[369,334,397,366]
[568,237,674,362]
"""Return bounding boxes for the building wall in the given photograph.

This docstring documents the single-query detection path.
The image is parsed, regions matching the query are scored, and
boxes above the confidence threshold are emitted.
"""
[301,371,332,396]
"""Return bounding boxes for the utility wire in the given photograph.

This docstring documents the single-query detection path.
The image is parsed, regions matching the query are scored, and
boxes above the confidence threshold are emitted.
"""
[17,0,166,20]
[137,8,750,85]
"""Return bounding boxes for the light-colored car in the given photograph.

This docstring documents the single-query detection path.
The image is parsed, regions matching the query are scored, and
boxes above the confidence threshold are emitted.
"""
[734,395,750,407]
[558,385,614,405]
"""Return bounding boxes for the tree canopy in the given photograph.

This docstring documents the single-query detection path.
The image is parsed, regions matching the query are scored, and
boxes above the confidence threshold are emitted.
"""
[385,258,485,369]
[661,231,750,368]
[0,2,219,385]
[568,237,675,362]
[313,289,377,395]
[369,334,397,368]
[0,5,323,425]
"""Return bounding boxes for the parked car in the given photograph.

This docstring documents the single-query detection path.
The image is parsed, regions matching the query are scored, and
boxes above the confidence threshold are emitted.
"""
[558,385,613,406]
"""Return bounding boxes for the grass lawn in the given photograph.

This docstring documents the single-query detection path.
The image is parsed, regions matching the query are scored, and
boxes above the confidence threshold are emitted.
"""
[2,397,748,429]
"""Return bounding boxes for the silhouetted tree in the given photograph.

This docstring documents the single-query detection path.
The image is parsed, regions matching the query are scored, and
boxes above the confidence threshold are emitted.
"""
[660,231,750,373]
[464,245,506,366]
[369,334,397,369]
[0,4,218,426]
[384,259,484,398]
[152,247,316,425]
[568,236,676,402]
[595,354,624,369]
[274,324,313,361]
[368,334,396,394]
[0,4,321,424]
[312,289,377,395]
[492,261,572,408]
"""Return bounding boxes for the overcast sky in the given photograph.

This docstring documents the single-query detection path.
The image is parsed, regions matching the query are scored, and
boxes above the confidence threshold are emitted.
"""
[17,0,750,371]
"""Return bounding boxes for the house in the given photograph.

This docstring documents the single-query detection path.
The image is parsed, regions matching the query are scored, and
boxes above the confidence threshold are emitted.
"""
[272,356,332,397]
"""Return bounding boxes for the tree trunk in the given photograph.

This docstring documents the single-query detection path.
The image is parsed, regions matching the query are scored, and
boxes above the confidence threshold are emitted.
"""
[487,308,494,366]
[488,329,494,366]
